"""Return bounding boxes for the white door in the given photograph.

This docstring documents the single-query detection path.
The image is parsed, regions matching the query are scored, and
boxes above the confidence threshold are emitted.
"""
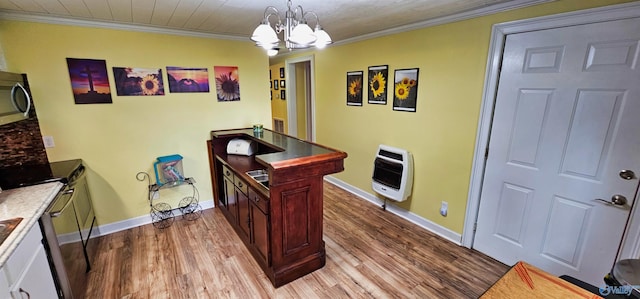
[474,17,640,286]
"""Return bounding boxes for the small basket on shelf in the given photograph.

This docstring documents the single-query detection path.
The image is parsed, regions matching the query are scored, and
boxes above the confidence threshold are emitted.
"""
[154,154,185,187]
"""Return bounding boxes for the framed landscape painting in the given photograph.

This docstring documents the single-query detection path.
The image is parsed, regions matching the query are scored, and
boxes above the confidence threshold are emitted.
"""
[166,66,209,93]
[66,58,112,104]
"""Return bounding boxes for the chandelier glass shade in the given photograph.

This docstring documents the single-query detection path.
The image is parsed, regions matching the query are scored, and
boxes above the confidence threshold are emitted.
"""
[250,0,332,55]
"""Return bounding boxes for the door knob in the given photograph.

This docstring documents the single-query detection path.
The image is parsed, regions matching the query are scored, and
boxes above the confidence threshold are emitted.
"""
[620,170,637,180]
[611,194,628,205]
[595,194,628,206]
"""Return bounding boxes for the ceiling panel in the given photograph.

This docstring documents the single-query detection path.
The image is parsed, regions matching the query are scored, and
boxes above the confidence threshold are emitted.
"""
[83,0,113,20]
[131,0,154,23]
[107,0,132,22]
[32,0,70,15]
[0,1,20,10]
[149,0,180,26]
[8,0,47,13]
[166,0,203,28]
[0,0,549,43]
[58,0,91,18]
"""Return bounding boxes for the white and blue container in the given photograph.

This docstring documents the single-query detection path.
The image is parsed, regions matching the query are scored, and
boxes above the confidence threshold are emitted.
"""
[154,154,185,186]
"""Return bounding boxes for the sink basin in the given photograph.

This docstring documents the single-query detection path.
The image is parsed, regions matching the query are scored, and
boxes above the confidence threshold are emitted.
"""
[0,217,22,247]
[246,170,269,189]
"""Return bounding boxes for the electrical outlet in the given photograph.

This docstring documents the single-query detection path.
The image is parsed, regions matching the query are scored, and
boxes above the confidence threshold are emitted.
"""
[152,191,159,200]
[440,201,448,217]
[42,136,55,148]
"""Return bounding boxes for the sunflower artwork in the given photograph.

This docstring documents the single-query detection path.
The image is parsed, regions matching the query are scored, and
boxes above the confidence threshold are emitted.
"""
[367,65,388,105]
[214,66,240,102]
[113,67,165,96]
[392,68,419,112]
[346,71,363,106]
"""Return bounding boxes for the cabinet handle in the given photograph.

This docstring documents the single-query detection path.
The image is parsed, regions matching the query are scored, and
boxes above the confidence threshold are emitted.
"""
[19,288,31,299]
[225,170,230,176]
[238,182,243,188]
[255,196,260,202]
[246,216,251,226]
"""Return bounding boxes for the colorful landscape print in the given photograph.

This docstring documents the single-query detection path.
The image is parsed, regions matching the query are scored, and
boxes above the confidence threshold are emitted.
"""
[66,58,112,104]
[214,66,240,101]
[166,67,210,93]
[112,67,165,96]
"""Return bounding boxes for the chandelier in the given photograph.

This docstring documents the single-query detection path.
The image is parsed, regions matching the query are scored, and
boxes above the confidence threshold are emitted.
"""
[250,0,332,56]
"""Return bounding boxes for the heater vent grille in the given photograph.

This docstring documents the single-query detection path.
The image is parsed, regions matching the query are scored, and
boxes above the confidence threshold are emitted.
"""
[273,118,285,133]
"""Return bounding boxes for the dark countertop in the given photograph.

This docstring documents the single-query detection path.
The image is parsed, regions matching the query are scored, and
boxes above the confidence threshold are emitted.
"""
[211,128,347,170]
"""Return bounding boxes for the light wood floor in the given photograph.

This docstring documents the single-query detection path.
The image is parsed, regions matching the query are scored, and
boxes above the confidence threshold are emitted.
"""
[84,182,508,298]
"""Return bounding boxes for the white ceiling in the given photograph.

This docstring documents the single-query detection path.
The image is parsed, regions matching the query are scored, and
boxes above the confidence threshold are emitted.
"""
[0,0,549,43]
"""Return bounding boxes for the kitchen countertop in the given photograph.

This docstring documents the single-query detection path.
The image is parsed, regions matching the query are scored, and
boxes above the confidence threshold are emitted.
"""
[0,182,63,267]
[211,128,347,169]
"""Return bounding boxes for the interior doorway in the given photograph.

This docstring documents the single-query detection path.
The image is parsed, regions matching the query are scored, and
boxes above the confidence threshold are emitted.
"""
[285,55,315,142]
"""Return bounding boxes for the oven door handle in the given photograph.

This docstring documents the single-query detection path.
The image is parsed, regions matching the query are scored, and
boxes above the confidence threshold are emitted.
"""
[50,188,75,218]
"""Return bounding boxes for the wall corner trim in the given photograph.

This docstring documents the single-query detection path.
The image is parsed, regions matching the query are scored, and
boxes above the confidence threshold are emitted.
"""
[324,175,463,245]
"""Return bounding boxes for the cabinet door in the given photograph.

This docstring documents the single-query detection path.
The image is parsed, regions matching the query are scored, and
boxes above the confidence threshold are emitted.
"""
[224,176,237,223]
[237,186,251,240]
[250,191,270,265]
[10,244,57,299]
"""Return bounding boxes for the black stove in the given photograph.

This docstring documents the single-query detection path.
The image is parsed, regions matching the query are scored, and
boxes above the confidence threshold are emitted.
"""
[0,159,83,189]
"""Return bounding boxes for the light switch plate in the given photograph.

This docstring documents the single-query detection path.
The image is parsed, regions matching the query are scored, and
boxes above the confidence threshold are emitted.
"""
[42,136,55,148]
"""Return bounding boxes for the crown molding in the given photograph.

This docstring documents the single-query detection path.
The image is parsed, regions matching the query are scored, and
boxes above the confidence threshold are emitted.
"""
[0,11,248,42]
[333,0,554,47]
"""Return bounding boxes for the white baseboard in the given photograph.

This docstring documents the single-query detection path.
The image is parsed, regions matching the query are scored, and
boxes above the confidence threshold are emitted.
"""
[67,179,462,246]
[57,199,215,244]
[324,176,462,245]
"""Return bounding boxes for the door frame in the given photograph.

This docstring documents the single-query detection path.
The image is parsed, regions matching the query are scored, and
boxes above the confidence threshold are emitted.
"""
[285,55,316,141]
[463,1,640,257]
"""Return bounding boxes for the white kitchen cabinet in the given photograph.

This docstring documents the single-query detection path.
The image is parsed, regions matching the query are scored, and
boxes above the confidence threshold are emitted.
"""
[9,245,56,298]
[3,224,57,299]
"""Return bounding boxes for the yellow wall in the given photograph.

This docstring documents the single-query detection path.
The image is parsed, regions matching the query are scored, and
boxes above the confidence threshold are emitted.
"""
[0,0,633,233]
[272,0,634,234]
[295,63,307,140]
[0,21,272,225]
[269,63,287,132]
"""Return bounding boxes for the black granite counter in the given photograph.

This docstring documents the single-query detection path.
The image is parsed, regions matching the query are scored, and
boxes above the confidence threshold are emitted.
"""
[211,128,346,169]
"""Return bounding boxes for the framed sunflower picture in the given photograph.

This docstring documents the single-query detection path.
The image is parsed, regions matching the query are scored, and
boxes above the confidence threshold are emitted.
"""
[392,68,419,112]
[113,67,164,96]
[346,71,363,106]
[214,66,240,101]
[367,65,388,105]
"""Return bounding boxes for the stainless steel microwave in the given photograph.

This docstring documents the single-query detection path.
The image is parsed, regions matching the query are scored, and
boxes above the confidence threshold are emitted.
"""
[0,71,32,126]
